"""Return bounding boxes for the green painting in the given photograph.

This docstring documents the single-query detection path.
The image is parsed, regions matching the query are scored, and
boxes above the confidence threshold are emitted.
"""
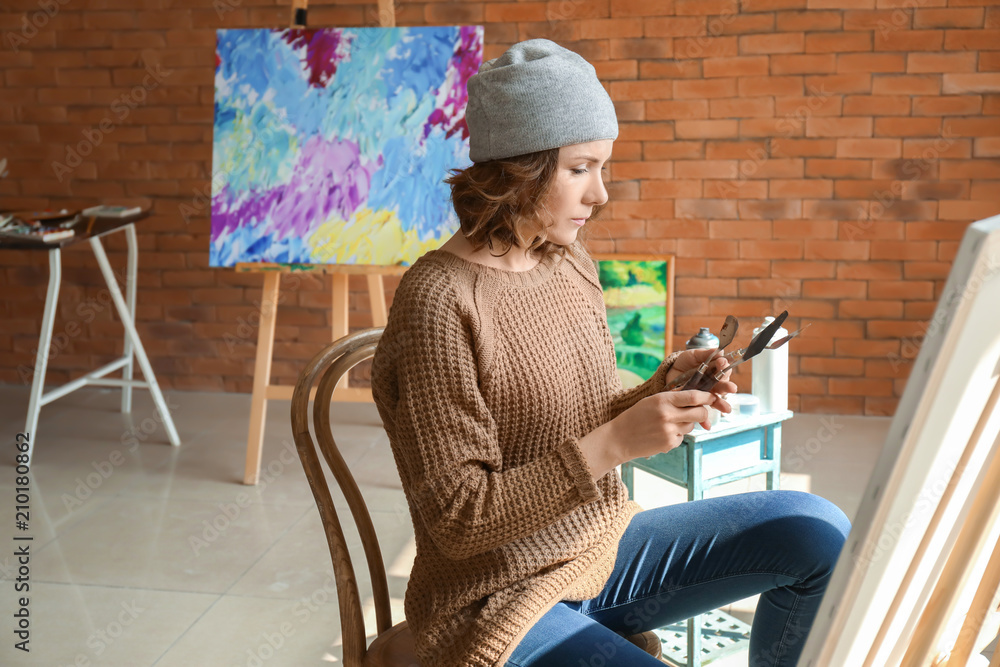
[595,258,670,388]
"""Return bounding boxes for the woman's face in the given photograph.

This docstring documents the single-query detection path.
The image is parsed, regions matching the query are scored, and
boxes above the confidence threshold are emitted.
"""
[544,139,612,246]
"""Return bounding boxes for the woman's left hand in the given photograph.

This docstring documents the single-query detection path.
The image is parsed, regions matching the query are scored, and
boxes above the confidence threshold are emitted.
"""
[665,349,738,410]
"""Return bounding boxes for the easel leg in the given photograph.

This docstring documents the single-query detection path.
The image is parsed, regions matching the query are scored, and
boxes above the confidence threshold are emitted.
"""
[244,272,280,484]
[367,274,387,326]
[332,272,349,393]
[90,236,180,446]
[23,247,61,465]
[121,223,138,414]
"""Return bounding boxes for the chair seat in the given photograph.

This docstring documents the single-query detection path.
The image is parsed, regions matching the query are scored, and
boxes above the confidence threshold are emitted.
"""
[363,620,419,667]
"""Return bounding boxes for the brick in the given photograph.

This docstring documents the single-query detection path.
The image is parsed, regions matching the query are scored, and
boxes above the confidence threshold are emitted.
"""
[901,181,970,199]
[676,199,739,219]
[610,38,673,59]
[738,75,804,96]
[840,299,904,318]
[974,138,1000,157]
[739,160,805,184]
[874,117,942,137]
[675,119,740,139]
[776,10,842,31]
[836,261,903,280]
[805,237,872,259]
[708,220,773,239]
[805,158,869,177]
[943,73,1000,94]
[738,278,802,298]
[803,73,871,94]
[718,14,777,35]
[578,18,644,39]
[738,200,804,219]
[837,53,907,73]
[706,140,769,159]
[644,143,704,162]
[770,139,838,157]
[703,56,769,78]
[806,116,874,137]
[801,357,865,376]
[829,377,894,397]
[771,53,838,75]
[842,94,911,116]
[639,179,702,200]
[843,9,907,30]
[770,178,834,197]
[869,280,934,300]
[806,31,872,52]
[646,100,709,121]
[485,3,547,21]
[710,97,774,118]
[876,29,945,51]
[872,74,942,95]
[610,80,673,100]
[801,396,866,413]
[772,260,837,279]
[836,138,901,157]
[911,95,982,115]
[674,78,738,98]
[638,63,702,85]
[913,8,984,28]
[944,29,1000,51]
[593,59,639,80]
[740,32,806,54]
[705,179,769,198]
[907,52,978,73]
[938,200,1000,221]
[940,159,1000,179]
[707,259,772,277]
[739,240,804,259]
[644,16,708,37]
[611,0,677,16]
[674,36,739,59]
[902,138,972,159]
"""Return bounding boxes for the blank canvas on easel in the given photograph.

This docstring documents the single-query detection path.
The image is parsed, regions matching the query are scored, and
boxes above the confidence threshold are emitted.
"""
[210,26,483,268]
[799,214,1000,667]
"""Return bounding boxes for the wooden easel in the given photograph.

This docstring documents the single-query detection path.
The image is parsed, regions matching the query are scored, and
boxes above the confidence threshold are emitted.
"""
[240,0,400,485]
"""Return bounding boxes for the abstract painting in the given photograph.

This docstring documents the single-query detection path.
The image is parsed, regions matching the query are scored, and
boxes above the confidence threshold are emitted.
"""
[210,26,483,267]
[592,254,675,388]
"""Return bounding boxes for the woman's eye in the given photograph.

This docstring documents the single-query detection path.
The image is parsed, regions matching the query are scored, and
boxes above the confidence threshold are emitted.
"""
[572,168,587,175]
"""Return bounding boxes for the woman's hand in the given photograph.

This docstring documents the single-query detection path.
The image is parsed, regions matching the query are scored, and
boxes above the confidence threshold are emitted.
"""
[664,349,738,413]
[579,367,739,477]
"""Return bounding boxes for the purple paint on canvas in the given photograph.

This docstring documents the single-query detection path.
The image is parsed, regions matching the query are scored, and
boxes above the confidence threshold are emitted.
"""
[282,29,345,88]
[423,25,480,142]
[213,135,377,240]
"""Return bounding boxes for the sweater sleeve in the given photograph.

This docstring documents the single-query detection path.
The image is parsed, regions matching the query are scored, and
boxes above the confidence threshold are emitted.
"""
[376,287,602,562]
[606,349,683,421]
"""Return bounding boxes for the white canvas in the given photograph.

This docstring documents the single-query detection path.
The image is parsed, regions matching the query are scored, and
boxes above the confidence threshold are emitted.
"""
[799,215,1000,667]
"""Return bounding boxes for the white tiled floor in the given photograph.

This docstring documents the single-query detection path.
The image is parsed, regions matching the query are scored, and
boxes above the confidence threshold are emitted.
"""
[0,384,992,666]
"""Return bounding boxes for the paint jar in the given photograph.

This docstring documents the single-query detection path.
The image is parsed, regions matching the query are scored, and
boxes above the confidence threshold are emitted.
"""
[686,327,719,350]
[751,317,788,414]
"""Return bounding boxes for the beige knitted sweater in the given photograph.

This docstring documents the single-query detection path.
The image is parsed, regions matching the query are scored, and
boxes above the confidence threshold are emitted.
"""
[370,240,680,666]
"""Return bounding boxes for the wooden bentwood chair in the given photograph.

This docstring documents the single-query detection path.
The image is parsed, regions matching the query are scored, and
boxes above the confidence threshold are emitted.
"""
[291,327,663,666]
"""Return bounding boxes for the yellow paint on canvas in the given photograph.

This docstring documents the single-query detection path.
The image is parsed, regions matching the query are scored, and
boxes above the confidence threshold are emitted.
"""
[308,207,446,265]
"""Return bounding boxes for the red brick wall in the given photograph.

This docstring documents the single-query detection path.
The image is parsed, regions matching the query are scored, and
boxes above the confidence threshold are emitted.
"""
[1,0,998,415]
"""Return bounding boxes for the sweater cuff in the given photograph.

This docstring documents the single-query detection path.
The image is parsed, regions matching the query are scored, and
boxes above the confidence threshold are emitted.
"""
[554,437,601,504]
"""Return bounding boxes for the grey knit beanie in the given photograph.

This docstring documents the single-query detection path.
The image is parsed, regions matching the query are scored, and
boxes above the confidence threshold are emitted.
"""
[466,39,619,163]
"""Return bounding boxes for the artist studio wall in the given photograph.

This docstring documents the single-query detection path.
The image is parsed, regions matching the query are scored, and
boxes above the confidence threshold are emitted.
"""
[0,0,998,416]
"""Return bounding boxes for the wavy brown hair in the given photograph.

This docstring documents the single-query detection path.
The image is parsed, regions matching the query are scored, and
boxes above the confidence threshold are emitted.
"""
[444,148,607,262]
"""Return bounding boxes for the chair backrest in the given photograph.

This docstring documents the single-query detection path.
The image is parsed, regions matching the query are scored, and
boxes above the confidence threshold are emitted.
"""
[291,326,389,666]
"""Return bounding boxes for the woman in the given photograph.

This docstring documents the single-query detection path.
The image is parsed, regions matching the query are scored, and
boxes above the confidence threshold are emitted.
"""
[370,38,851,667]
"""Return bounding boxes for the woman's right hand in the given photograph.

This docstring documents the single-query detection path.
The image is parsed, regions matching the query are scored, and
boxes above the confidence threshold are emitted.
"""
[578,390,723,480]
[610,390,720,460]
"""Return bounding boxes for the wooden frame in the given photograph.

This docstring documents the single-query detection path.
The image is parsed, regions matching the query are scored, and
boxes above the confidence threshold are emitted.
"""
[590,253,676,384]
[799,215,1000,667]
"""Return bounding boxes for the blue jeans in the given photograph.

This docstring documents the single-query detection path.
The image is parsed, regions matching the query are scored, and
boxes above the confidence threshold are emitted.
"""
[506,490,851,667]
